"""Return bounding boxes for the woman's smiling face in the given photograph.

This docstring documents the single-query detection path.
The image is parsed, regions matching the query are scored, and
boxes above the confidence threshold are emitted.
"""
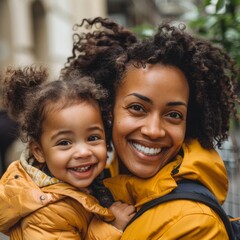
[112,64,189,178]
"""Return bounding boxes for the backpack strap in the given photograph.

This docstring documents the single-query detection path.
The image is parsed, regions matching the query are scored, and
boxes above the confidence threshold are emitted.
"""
[125,180,234,240]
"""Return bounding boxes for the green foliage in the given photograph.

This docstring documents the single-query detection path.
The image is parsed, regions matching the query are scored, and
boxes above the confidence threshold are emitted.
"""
[189,0,240,84]
[131,24,155,39]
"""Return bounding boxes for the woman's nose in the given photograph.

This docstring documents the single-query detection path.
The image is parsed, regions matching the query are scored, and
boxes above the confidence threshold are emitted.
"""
[141,114,166,139]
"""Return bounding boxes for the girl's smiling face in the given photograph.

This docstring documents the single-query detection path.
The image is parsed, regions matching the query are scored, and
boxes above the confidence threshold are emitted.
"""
[31,100,107,188]
[112,64,189,178]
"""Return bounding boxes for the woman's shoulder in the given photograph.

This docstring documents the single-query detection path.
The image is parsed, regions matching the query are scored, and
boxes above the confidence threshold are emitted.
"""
[123,199,228,239]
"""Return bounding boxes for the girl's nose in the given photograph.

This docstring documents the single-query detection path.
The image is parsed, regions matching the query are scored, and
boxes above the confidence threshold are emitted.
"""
[73,144,92,158]
[141,114,166,139]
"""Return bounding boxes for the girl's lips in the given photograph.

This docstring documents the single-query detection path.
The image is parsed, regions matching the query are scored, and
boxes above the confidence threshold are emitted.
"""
[68,164,95,179]
[68,163,96,173]
[71,165,91,172]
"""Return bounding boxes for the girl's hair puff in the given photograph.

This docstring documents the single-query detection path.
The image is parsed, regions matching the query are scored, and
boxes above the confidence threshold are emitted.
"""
[1,66,48,122]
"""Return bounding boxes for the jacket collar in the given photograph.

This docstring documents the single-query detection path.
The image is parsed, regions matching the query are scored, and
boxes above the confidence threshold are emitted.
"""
[104,155,182,207]
[104,139,228,207]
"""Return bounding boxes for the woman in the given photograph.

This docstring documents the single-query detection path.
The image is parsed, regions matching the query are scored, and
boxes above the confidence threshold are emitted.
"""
[65,18,239,239]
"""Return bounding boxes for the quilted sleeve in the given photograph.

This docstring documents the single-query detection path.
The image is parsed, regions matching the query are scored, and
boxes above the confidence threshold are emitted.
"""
[86,216,122,240]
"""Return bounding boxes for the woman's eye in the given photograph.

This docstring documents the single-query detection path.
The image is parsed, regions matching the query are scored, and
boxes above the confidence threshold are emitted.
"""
[57,140,71,146]
[128,104,145,112]
[168,112,183,119]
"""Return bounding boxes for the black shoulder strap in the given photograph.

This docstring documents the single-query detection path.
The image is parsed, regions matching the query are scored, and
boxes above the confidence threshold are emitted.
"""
[125,182,235,240]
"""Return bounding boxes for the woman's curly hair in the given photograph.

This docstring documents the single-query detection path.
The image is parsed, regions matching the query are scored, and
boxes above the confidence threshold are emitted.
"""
[61,17,240,149]
[1,65,112,150]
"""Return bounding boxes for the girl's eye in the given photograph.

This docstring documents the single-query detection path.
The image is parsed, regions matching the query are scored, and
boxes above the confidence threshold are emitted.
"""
[88,135,101,142]
[57,140,71,146]
[167,112,183,119]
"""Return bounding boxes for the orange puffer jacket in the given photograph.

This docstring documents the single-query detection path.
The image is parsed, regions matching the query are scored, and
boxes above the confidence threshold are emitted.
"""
[0,160,121,240]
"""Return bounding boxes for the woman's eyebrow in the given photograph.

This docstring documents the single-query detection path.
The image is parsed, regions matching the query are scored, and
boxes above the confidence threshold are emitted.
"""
[167,101,188,107]
[127,93,187,107]
[127,93,152,103]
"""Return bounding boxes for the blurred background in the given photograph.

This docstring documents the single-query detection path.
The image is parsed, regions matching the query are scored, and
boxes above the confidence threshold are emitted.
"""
[0,1,239,238]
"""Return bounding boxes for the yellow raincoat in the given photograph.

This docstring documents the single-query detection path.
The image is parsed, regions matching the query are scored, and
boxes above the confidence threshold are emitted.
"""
[0,159,122,240]
[104,139,229,239]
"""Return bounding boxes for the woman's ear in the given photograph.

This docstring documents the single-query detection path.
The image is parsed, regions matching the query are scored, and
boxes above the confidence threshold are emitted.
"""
[29,140,45,163]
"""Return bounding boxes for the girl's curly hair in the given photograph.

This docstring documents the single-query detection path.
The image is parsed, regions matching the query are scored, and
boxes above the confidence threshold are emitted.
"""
[61,17,240,149]
[1,65,112,150]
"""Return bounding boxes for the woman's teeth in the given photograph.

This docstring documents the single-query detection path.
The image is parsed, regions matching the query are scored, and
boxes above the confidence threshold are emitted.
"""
[72,166,91,172]
[133,143,162,156]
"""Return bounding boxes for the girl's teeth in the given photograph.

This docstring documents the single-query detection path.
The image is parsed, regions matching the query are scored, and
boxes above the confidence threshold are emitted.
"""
[133,143,161,156]
[73,166,91,172]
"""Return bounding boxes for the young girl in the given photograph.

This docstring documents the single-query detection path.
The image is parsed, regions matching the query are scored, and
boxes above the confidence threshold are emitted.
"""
[61,17,240,239]
[0,66,135,239]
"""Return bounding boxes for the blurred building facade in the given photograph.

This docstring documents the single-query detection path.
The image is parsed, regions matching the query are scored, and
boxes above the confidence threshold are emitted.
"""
[0,0,107,77]
[0,0,201,76]
[107,0,199,27]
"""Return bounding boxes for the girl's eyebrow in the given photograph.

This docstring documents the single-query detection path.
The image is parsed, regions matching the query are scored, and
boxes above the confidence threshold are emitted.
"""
[50,126,104,140]
[128,93,187,107]
[50,130,72,141]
